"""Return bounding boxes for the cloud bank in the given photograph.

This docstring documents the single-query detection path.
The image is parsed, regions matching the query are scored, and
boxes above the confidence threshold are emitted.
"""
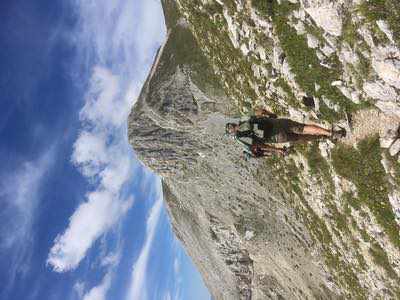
[0,147,55,293]
[47,0,165,274]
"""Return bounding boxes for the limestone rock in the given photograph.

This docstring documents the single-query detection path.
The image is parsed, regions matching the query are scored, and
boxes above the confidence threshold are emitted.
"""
[380,137,395,149]
[389,139,400,156]
[321,44,335,57]
[372,46,400,89]
[376,20,395,44]
[363,81,399,102]
[305,5,342,36]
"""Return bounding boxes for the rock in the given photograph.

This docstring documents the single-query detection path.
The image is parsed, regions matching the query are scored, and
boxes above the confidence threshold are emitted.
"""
[252,64,261,79]
[316,50,325,61]
[381,157,391,174]
[351,91,360,104]
[372,46,400,90]
[337,86,352,101]
[363,81,399,102]
[244,230,254,241]
[389,139,400,156]
[288,107,305,122]
[294,20,306,34]
[224,9,239,49]
[388,191,400,223]
[331,80,342,86]
[305,5,342,36]
[376,100,400,118]
[282,59,295,82]
[240,43,249,56]
[339,44,359,65]
[380,137,395,149]
[321,44,335,57]
[315,83,321,92]
[307,34,319,49]
[376,20,395,44]
[256,46,266,60]
[292,7,305,20]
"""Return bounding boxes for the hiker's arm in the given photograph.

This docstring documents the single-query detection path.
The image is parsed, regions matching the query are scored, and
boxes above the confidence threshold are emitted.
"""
[254,107,277,118]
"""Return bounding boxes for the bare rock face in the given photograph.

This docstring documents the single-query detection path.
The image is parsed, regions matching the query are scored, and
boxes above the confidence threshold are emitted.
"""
[128,1,338,299]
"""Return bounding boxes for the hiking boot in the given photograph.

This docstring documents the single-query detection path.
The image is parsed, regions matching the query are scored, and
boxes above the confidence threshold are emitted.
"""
[331,128,346,141]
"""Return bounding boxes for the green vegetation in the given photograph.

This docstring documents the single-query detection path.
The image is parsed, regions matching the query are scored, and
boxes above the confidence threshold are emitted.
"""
[263,154,367,297]
[158,23,223,95]
[306,142,333,188]
[341,12,361,47]
[259,0,367,121]
[332,135,400,249]
[274,77,300,108]
[251,0,271,15]
[179,0,261,113]
[343,191,362,211]
[369,241,398,279]
[385,150,400,186]
[358,0,400,45]
[174,1,399,294]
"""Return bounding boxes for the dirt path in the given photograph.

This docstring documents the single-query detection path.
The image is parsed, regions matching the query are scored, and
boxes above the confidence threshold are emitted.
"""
[341,108,400,146]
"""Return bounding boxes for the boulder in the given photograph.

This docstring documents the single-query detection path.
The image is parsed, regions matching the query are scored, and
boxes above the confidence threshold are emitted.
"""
[389,139,400,156]
[305,5,342,36]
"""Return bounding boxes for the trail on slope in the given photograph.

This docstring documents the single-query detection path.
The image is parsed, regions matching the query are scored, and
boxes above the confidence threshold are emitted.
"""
[341,108,400,146]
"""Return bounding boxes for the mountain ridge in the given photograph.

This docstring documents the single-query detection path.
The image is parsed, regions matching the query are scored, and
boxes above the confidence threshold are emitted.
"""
[129,0,400,298]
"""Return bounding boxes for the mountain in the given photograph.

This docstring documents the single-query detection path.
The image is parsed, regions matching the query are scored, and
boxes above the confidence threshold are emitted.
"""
[128,0,400,298]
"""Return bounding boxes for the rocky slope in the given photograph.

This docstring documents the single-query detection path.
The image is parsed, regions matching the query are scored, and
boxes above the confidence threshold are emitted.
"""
[128,0,400,299]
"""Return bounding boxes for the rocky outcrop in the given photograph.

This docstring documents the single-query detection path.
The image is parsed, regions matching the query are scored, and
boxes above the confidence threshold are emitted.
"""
[129,0,400,298]
[129,1,340,299]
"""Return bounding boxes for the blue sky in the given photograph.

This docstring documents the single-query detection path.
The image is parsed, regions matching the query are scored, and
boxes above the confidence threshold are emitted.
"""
[0,0,210,299]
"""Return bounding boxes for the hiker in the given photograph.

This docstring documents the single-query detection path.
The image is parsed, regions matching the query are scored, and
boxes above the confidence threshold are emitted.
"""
[226,108,345,157]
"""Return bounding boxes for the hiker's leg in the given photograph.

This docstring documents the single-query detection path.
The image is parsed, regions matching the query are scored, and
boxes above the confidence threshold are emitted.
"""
[287,133,323,143]
[302,124,331,136]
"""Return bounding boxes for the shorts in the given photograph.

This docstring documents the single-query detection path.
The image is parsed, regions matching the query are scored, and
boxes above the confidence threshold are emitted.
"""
[262,119,305,143]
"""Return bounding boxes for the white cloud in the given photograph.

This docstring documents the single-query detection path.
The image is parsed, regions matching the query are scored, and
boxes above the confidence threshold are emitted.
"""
[100,250,121,268]
[0,148,55,292]
[48,0,165,279]
[73,281,85,299]
[72,130,108,177]
[82,272,112,300]
[47,190,132,272]
[126,184,163,300]
[80,67,134,128]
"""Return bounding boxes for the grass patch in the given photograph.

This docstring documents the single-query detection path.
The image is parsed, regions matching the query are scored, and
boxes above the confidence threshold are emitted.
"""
[306,142,334,189]
[369,241,398,279]
[342,12,361,47]
[332,135,400,248]
[274,77,300,107]
[263,1,366,121]
[251,0,272,15]
[358,0,400,46]
[157,22,223,95]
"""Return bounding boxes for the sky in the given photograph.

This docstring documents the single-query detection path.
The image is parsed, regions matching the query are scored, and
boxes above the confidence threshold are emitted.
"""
[0,0,210,299]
